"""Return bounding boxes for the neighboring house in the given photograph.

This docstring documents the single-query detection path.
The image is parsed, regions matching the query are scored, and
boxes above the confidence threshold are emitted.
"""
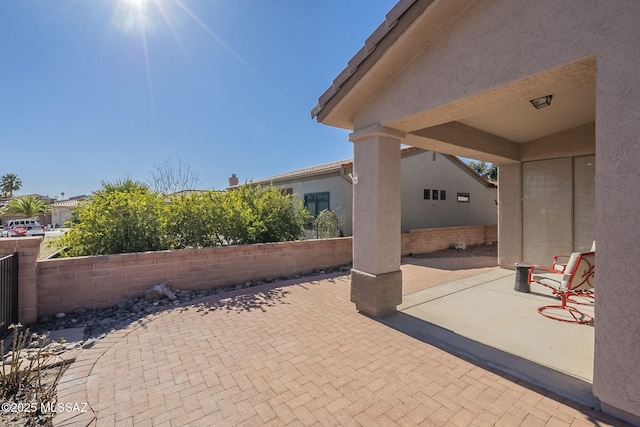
[311,0,639,422]
[228,147,496,236]
[51,198,87,227]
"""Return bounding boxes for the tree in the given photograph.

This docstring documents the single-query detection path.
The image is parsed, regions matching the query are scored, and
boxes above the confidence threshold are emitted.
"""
[56,179,170,256]
[467,160,498,181]
[1,173,22,198]
[149,155,200,195]
[0,195,51,217]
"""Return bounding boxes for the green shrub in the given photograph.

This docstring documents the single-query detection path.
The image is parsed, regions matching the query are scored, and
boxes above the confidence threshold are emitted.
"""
[220,185,310,245]
[313,209,343,239]
[56,182,310,256]
[56,179,170,256]
[165,191,225,248]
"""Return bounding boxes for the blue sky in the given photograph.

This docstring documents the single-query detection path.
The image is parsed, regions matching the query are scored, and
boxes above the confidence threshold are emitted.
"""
[1,0,399,198]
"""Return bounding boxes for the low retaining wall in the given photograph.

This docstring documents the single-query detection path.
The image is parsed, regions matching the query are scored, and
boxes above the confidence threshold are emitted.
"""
[36,238,353,316]
[401,224,497,256]
[3,224,497,321]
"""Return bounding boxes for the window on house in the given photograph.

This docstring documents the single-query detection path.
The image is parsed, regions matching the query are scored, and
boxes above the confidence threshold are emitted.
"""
[432,189,439,200]
[440,190,446,201]
[457,193,470,203]
[304,192,330,217]
[281,188,293,196]
[424,189,430,200]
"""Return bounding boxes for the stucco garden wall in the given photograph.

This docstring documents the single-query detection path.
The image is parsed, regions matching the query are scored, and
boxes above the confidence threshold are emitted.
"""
[36,238,353,317]
[0,224,496,323]
[401,224,497,257]
[0,237,41,324]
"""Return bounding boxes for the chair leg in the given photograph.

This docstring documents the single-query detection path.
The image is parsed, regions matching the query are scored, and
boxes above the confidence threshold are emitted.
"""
[567,292,594,306]
[537,294,593,324]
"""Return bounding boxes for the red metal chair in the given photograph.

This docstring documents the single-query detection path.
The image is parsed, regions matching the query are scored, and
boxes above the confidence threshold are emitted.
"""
[527,252,595,324]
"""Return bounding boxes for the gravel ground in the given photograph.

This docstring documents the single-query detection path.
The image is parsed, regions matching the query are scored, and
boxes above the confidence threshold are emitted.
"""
[410,243,497,258]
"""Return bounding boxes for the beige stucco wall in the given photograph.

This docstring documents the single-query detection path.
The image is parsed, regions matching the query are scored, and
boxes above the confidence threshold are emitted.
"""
[267,173,353,237]
[401,152,496,233]
[337,0,640,420]
[51,207,74,228]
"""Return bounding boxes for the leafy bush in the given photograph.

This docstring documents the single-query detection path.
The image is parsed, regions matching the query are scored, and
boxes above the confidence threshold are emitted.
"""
[313,209,343,239]
[56,182,310,256]
[56,179,170,256]
[165,191,225,248]
[220,185,310,245]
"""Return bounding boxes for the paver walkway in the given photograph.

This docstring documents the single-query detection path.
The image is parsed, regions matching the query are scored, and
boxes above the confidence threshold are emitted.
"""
[55,271,628,426]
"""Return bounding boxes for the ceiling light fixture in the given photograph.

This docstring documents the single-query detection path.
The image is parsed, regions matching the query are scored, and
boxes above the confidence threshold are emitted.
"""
[530,95,553,109]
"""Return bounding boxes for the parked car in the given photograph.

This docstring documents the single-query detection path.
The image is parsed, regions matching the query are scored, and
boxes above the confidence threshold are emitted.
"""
[2,218,46,237]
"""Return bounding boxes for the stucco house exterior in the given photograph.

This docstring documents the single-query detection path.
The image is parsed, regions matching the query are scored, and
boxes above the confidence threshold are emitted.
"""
[50,199,80,228]
[311,0,639,423]
[229,147,496,237]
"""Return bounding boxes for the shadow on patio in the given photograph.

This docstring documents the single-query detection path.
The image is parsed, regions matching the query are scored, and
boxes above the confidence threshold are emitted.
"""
[385,259,597,408]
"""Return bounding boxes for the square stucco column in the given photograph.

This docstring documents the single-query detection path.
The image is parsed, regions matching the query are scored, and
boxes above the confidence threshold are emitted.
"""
[348,125,403,317]
[592,36,640,424]
[497,163,522,268]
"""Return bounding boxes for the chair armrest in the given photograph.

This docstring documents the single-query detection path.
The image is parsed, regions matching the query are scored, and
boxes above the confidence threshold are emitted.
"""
[552,254,571,271]
[528,264,564,283]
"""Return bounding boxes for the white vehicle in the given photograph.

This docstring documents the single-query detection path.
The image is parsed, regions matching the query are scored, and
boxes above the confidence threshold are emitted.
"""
[2,218,46,237]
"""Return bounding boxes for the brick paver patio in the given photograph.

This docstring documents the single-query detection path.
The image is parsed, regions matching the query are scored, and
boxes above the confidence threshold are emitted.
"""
[55,270,628,426]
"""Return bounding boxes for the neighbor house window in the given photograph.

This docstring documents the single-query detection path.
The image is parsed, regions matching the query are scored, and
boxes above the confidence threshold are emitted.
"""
[457,193,470,202]
[304,192,330,217]
[423,189,430,200]
[432,189,439,200]
[281,188,293,196]
[440,190,446,200]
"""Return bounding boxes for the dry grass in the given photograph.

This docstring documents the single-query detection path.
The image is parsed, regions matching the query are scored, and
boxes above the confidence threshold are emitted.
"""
[38,237,62,260]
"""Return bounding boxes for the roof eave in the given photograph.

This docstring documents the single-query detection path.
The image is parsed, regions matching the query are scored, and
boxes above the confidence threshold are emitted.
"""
[312,0,474,130]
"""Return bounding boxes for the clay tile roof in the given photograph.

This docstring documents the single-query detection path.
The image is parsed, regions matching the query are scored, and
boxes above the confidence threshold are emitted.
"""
[52,200,81,208]
[311,0,422,119]
[237,146,426,188]
[242,158,353,187]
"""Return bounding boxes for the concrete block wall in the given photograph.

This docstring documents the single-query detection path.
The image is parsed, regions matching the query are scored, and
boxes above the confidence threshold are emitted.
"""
[401,224,497,256]
[0,237,41,324]
[36,238,353,316]
[3,225,496,321]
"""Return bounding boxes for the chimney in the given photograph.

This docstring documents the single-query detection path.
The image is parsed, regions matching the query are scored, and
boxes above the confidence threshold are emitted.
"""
[228,174,239,187]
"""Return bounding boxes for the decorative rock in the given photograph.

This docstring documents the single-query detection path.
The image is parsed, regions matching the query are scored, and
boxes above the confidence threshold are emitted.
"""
[144,282,177,301]
[55,312,66,318]
[74,307,88,314]
[452,242,467,250]
[38,315,54,323]
[82,338,98,349]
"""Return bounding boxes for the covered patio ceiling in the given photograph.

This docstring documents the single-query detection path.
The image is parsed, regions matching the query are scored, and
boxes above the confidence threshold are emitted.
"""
[312,0,597,165]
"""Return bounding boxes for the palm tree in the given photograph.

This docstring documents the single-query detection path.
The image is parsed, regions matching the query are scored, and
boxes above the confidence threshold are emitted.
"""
[1,173,22,198]
[100,178,151,194]
[1,195,51,217]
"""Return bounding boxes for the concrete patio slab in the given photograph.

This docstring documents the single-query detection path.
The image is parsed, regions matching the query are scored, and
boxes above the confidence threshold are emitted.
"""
[399,269,594,383]
[53,269,627,427]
